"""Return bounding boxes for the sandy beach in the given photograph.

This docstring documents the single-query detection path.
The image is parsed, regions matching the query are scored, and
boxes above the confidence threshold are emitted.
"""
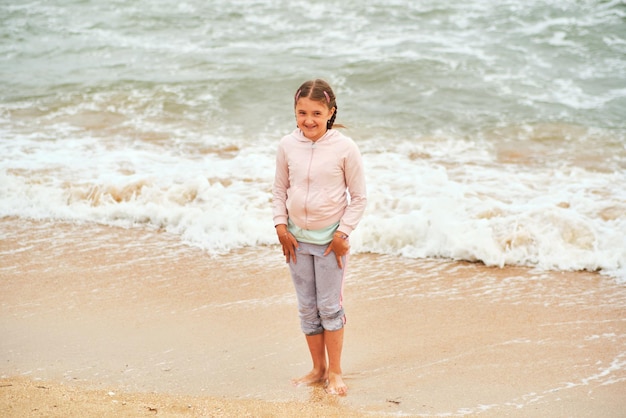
[1,218,625,417]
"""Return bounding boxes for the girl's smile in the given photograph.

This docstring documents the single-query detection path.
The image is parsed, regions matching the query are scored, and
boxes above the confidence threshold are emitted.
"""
[295,97,335,142]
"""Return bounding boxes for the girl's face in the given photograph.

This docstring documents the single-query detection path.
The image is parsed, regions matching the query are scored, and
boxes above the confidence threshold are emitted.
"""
[295,97,335,141]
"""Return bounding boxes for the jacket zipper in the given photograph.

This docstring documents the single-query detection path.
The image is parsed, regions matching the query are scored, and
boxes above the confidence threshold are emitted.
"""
[304,141,316,228]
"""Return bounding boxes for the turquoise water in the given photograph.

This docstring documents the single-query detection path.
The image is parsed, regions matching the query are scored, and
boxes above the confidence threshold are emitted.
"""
[1,0,625,279]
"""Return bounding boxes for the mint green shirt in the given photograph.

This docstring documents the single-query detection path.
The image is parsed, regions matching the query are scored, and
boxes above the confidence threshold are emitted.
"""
[288,219,339,245]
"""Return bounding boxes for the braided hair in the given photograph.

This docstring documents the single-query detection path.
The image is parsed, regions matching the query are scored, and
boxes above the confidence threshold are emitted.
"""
[294,79,344,129]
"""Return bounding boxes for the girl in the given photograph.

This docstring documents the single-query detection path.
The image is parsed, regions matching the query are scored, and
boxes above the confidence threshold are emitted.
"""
[272,79,367,395]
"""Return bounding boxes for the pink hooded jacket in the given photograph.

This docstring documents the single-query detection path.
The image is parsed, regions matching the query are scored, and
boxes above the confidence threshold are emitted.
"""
[272,128,367,236]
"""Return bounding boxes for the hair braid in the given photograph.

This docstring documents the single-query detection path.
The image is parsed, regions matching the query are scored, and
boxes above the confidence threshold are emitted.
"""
[327,104,337,129]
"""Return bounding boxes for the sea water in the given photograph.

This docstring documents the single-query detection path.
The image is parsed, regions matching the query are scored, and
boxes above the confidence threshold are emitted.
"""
[1,0,625,280]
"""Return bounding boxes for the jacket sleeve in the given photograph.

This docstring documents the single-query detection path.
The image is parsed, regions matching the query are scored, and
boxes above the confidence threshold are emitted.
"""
[272,141,290,227]
[338,141,367,236]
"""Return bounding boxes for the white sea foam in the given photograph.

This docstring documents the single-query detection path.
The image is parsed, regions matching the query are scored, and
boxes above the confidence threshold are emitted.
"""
[1,127,624,281]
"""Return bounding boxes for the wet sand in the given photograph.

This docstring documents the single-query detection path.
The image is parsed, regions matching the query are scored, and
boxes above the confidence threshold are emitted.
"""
[1,218,625,417]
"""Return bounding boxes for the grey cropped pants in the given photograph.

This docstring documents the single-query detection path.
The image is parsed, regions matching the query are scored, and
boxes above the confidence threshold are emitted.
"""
[288,241,347,335]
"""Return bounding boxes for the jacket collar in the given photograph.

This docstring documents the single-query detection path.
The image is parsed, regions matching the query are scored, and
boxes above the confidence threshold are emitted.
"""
[292,128,336,143]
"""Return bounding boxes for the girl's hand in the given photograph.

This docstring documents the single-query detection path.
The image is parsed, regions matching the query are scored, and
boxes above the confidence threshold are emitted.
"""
[276,225,298,264]
[324,232,349,269]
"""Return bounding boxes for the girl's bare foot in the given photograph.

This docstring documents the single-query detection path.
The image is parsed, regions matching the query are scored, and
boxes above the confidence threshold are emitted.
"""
[325,372,347,395]
[291,368,326,387]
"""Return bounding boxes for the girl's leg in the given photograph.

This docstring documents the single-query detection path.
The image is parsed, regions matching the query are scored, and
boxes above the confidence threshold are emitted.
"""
[314,251,348,395]
[289,243,326,385]
[324,327,347,395]
[292,332,326,386]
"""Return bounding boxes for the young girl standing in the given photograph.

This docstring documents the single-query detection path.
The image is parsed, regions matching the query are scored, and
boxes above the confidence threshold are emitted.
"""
[272,79,367,395]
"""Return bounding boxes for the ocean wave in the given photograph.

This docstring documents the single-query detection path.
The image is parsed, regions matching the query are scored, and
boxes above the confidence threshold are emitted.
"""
[1,133,624,281]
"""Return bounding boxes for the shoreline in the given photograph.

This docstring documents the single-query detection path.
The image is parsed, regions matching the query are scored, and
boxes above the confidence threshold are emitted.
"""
[1,218,625,417]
